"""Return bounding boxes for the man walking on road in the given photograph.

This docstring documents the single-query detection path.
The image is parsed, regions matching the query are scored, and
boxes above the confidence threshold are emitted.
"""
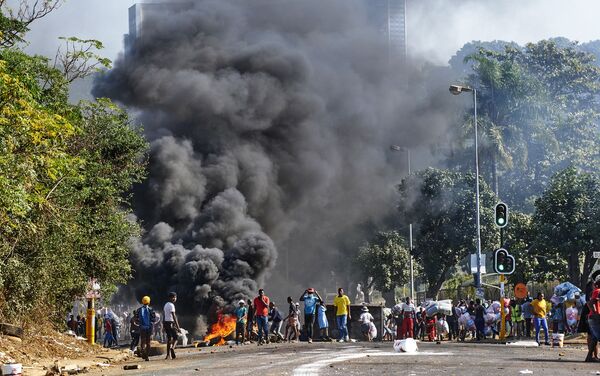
[254,289,270,345]
[284,296,300,341]
[129,310,139,352]
[164,292,181,359]
[136,296,156,361]
[532,292,550,345]
[300,288,322,343]
[333,288,351,342]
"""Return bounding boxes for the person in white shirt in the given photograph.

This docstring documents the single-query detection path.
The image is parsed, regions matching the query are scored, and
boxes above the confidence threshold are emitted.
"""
[359,306,376,341]
[400,297,416,339]
[163,292,180,360]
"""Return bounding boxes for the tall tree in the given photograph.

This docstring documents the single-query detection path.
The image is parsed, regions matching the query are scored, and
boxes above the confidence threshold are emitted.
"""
[449,40,600,213]
[532,167,600,288]
[398,168,498,298]
[355,231,411,305]
[0,15,147,322]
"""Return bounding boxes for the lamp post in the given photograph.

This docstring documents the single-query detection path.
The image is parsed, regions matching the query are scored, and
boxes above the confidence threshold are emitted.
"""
[390,145,414,301]
[449,84,483,291]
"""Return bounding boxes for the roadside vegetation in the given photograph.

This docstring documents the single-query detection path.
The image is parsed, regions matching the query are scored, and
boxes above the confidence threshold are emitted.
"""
[0,1,147,326]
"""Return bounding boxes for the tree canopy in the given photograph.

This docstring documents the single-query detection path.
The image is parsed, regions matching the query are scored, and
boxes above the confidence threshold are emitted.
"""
[0,3,147,324]
[398,168,499,298]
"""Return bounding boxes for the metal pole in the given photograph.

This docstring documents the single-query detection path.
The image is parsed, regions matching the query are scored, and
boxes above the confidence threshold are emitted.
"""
[407,148,414,301]
[473,89,483,290]
[86,297,95,345]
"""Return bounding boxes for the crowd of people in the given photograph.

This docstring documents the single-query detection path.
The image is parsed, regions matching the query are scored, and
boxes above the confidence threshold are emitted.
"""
[67,292,181,361]
[232,287,352,345]
[67,278,600,363]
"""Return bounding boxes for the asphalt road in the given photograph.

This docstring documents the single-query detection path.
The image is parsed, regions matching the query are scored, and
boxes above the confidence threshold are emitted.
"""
[91,340,600,376]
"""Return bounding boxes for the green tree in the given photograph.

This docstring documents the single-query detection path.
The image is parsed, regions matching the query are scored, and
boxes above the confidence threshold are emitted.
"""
[355,231,411,305]
[0,1,63,48]
[0,15,147,323]
[532,167,600,288]
[450,40,600,212]
[398,168,498,299]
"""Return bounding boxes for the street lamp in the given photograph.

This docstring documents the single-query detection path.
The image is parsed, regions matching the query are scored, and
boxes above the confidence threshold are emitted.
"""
[449,84,483,292]
[390,145,414,302]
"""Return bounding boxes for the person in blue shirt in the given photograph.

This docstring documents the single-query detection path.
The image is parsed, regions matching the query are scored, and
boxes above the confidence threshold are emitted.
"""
[299,288,323,343]
[317,300,330,341]
[135,296,156,361]
[234,300,248,345]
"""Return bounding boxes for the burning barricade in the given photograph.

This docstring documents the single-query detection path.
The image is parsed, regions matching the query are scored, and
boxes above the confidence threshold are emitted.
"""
[197,313,237,347]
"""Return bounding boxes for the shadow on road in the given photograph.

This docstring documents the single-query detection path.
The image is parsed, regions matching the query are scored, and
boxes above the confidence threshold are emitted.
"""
[514,358,584,364]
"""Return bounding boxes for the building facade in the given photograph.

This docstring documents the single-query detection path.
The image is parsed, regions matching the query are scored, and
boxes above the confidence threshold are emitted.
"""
[125,1,407,62]
[364,0,407,62]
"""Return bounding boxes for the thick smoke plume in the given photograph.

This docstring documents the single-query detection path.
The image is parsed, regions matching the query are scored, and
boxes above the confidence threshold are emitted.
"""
[94,0,456,330]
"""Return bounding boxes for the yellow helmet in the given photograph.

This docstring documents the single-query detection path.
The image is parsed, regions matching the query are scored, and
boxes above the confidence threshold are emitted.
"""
[141,296,151,305]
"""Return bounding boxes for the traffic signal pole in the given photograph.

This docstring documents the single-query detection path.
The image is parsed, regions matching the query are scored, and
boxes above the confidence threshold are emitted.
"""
[500,274,506,340]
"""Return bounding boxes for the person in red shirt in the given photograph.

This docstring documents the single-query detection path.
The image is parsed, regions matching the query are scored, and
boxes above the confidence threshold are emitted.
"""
[585,280,600,362]
[253,289,270,345]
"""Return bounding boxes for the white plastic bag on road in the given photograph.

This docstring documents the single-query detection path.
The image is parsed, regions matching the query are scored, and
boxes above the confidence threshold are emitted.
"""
[394,338,418,353]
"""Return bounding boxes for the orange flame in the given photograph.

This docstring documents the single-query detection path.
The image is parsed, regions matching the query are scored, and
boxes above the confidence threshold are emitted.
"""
[204,313,237,346]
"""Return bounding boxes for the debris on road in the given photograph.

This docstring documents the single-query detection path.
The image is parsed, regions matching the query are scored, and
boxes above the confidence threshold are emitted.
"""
[393,338,418,353]
[506,341,539,347]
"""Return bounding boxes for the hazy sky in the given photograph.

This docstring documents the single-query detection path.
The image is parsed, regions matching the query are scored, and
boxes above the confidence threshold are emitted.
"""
[22,0,600,65]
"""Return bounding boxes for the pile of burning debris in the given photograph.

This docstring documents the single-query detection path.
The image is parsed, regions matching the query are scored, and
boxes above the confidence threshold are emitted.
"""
[195,313,237,347]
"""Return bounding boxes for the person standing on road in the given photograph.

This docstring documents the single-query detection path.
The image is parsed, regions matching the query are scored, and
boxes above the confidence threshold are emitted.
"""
[333,288,351,342]
[246,299,255,342]
[235,300,248,345]
[164,292,181,359]
[254,289,270,345]
[399,297,416,339]
[269,301,284,341]
[300,288,322,343]
[511,300,524,337]
[136,296,156,361]
[474,299,486,340]
[551,301,566,334]
[317,300,330,341]
[284,296,300,342]
[359,306,376,341]
[585,279,600,362]
[522,297,533,337]
[103,315,114,348]
[532,292,550,346]
[129,310,140,352]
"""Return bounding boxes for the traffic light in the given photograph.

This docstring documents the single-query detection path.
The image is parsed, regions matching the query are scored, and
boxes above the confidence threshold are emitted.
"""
[494,248,515,274]
[495,203,508,228]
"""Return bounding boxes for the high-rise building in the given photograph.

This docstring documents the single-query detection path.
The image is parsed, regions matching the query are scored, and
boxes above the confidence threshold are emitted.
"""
[125,1,407,62]
[364,0,407,62]
[124,2,192,54]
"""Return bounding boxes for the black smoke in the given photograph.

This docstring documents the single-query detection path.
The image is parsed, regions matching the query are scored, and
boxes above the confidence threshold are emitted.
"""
[94,0,457,332]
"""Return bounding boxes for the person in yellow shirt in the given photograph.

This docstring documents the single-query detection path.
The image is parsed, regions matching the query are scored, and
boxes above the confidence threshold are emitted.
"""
[531,292,550,345]
[333,288,351,342]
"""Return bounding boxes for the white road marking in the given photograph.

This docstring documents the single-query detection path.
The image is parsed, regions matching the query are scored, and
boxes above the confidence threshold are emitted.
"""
[292,350,454,376]
[368,351,454,356]
[293,352,371,376]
